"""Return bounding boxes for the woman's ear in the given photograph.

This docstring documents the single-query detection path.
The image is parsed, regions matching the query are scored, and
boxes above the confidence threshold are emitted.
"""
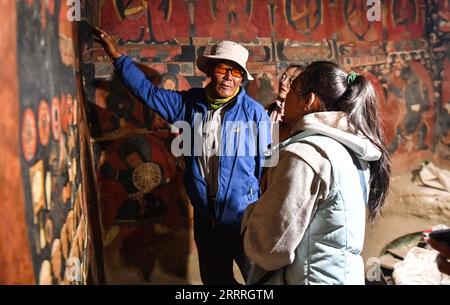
[304,93,315,110]
[305,93,321,112]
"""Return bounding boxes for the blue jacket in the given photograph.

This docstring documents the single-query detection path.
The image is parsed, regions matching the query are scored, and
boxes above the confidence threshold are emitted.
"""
[114,56,271,227]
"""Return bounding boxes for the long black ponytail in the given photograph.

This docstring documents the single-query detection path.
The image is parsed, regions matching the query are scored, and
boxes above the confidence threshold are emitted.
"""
[298,61,391,222]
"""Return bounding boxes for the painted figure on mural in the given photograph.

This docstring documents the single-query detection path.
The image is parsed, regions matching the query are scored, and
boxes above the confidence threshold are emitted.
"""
[94,62,165,135]
[441,103,450,146]
[386,0,425,41]
[393,0,417,26]
[161,64,191,92]
[256,73,275,107]
[438,0,450,33]
[105,78,147,131]
[100,136,167,223]
[113,0,148,20]
[162,75,177,91]
[38,0,56,29]
[440,60,450,147]
[344,0,373,40]
[103,0,181,44]
[285,0,321,35]
[208,0,258,41]
[97,132,188,280]
[388,56,431,152]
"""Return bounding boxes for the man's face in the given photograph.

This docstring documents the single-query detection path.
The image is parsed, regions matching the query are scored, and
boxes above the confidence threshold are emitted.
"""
[209,60,244,98]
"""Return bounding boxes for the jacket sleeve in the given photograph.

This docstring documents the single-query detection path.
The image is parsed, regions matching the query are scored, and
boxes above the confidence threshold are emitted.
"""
[242,149,330,271]
[114,55,186,124]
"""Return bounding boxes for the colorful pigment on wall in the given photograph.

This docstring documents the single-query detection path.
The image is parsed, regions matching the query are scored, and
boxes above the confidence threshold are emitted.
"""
[0,0,448,285]
[16,0,103,284]
[86,0,448,160]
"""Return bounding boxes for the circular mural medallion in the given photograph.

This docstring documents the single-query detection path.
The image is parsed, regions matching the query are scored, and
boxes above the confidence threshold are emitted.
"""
[21,108,37,162]
[38,100,51,146]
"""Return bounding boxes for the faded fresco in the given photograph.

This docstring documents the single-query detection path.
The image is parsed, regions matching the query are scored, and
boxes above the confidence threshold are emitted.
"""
[88,0,447,155]
[80,1,194,282]
[17,0,102,284]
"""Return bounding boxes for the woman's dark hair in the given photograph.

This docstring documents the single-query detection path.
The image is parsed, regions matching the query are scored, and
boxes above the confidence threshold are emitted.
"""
[298,61,391,222]
[280,64,306,84]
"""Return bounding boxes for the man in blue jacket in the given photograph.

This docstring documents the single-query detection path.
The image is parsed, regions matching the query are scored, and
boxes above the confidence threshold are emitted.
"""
[94,27,271,284]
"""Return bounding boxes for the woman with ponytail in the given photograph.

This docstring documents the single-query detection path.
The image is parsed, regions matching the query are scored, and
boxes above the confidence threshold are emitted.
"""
[242,61,391,285]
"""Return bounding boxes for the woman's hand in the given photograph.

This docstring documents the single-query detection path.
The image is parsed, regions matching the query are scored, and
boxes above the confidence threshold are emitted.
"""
[92,26,123,60]
[426,238,450,275]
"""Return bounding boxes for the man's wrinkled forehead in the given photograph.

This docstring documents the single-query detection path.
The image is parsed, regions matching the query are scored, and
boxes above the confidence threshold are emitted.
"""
[211,59,242,70]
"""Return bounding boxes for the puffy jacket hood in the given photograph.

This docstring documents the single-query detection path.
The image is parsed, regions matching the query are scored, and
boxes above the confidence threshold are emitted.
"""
[292,111,382,162]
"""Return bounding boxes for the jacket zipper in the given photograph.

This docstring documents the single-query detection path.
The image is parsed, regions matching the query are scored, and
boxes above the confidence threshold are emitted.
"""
[209,97,239,228]
[212,137,223,229]
[211,109,229,228]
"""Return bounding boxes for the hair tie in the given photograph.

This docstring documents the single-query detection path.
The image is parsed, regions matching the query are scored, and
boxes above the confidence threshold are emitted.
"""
[347,71,359,84]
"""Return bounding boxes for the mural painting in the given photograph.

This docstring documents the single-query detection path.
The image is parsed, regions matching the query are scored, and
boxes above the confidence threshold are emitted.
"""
[387,0,426,41]
[93,132,191,280]
[79,2,193,281]
[429,0,450,161]
[87,1,449,177]
[17,0,101,284]
[384,59,435,153]
[194,0,271,42]
[441,59,450,148]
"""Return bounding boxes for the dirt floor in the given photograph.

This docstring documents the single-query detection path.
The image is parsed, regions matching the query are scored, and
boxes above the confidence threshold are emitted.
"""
[102,171,450,285]
[103,225,245,285]
[362,172,450,283]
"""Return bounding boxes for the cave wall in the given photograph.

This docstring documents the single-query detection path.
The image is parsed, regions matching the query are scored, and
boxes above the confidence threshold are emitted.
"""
[87,0,449,165]
[77,0,450,283]
[0,0,103,284]
[0,0,34,285]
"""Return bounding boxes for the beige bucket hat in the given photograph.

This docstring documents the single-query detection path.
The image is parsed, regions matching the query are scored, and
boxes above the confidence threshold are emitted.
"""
[197,40,254,81]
